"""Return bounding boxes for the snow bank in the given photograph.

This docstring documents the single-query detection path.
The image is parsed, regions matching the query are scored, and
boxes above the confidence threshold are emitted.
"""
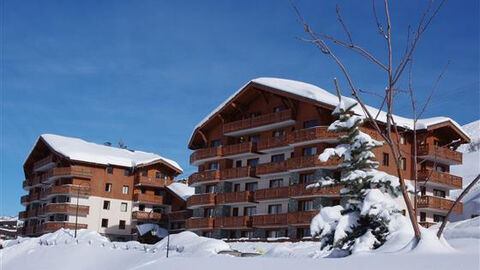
[153,231,231,257]
[167,182,195,200]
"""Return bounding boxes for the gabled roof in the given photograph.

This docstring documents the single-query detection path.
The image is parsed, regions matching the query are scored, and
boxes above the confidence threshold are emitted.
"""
[189,77,470,147]
[27,134,183,173]
[167,182,195,201]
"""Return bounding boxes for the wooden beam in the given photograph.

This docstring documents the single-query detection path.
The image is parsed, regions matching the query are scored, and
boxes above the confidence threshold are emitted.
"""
[231,102,246,115]
[198,129,208,145]
[217,113,225,124]
[259,89,270,104]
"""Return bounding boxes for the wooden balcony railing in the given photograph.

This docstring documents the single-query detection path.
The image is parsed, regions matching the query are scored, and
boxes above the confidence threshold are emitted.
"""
[220,166,256,180]
[190,146,223,164]
[133,193,164,204]
[41,222,88,233]
[43,203,89,216]
[252,213,288,227]
[186,217,215,229]
[216,191,254,204]
[22,179,31,189]
[135,176,169,187]
[21,192,41,204]
[287,155,341,171]
[254,186,289,201]
[223,109,294,134]
[417,170,462,189]
[33,155,55,171]
[289,126,343,144]
[44,166,93,180]
[256,161,288,175]
[20,195,29,204]
[257,136,289,151]
[41,185,91,198]
[188,170,221,186]
[215,216,252,228]
[168,210,192,221]
[289,183,343,197]
[18,211,27,219]
[417,195,462,214]
[419,221,436,228]
[417,144,462,164]
[222,142,257,156]
[287,211,319,225]
[186,193,216,208]
[132,211,163,220]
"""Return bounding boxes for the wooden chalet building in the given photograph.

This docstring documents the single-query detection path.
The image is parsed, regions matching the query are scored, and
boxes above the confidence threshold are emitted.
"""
[186,77,470,240]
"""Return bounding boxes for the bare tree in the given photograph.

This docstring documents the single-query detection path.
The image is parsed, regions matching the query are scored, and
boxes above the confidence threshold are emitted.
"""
[437,174,480,238]
[291,0,446,241]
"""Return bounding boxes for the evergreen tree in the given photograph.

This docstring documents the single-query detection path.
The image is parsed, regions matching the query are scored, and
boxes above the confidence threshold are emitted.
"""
[310,96,403,254]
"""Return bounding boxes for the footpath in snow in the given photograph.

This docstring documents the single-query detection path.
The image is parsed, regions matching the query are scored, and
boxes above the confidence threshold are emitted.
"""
[1,218,479,270]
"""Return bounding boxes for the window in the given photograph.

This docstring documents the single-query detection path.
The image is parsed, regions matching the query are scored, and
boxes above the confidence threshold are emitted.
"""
[274,105,287,112]
[244,207,256,216]
[154,189,162,196]
[139,204,145,211]
[234,184,241,192]
[298,228,311,238]
[141,168,147,177]
[204,208,214,217]
[303,120,319,129]
[420,186,426,196]
[120,202,128,212]
[156,172,166,179]
[249,135,260,143]
[122,185,129,194]
[103,200,110,210]
[106,166,113,174]
[267,230,280,238]
[271,154,285,163]
[420,212,426,222]
[235,160,242,168]
[101,218,109,228]
[250,112,261,118]
[232,207,239,216]
[433,214,445,223]
[206,185,216,193]
[116,220,125,230]
[208,162,220,170]
[300,200,314,211]
[124,169,130,176]
[400,158,407,171]
[300,173,315,184]
[242,231,254,239]
[245,182,258,191]
[433,189,446,198]
[141,187,146,194]
[400,135,406,145]
[382,153,389,166]
[268,204,282,214]
[247,158,259,167]
[302,147,317,156]
[269,179,283,188]
[210,140,222,147]
[435,166,445,172]
[272,130,285,137]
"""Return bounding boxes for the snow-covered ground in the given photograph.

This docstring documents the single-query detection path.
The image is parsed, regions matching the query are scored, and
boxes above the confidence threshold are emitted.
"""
[1,218,478,270]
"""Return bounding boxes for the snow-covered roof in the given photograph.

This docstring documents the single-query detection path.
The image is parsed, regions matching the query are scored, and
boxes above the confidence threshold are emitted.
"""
[190,77,470,144]
[30,134,183,173]
[167,182,195,201]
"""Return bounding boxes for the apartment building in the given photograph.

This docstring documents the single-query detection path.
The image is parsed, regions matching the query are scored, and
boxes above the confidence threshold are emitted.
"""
[19,134,192,241]
[186,77,470,240]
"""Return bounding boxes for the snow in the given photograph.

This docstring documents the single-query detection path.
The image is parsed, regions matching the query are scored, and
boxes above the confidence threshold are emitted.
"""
[167,182,195,200]
[30,134,182,172]
[1,220,479,270]
[190,77,470,143]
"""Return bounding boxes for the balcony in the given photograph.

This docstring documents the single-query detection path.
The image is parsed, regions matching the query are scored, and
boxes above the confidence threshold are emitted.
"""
[133,193,164,205]
[188,170,221,186]
[18,211,27,219]
[417,170,462,189]
[417,144,462,165]
[21,192,41,205]
[186,217,215,230]
[287,155,341,171]
[220,166,257,181]
[216,191,255,204]
[20,195,29,205]
[42,203,89,216]
[168,210,192,221]
[190,146,222,165]
[22,179,32,190]
[223,141,257,157]
[41,185,91,199]
[257,136,289,152]
[41,222,87,233]
[135,176,169,188]
[289,126,344,146]
[289,183,343,198]
[132,211,163,221]
[33,155,55,172]
[256,161,288,175]
[43,166,93,183]
[215,216,252,229]
[417,196,462,214]
[252,213,288,227]
[223,109,295,136]
[287,211,319,225]
[254,186,289,201]
[186,193,216,208]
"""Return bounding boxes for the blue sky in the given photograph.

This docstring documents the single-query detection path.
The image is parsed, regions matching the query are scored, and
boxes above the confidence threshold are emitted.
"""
[1,0,478,216]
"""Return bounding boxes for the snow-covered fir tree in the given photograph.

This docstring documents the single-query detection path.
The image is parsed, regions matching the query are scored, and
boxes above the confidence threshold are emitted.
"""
[309,96,404,254]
